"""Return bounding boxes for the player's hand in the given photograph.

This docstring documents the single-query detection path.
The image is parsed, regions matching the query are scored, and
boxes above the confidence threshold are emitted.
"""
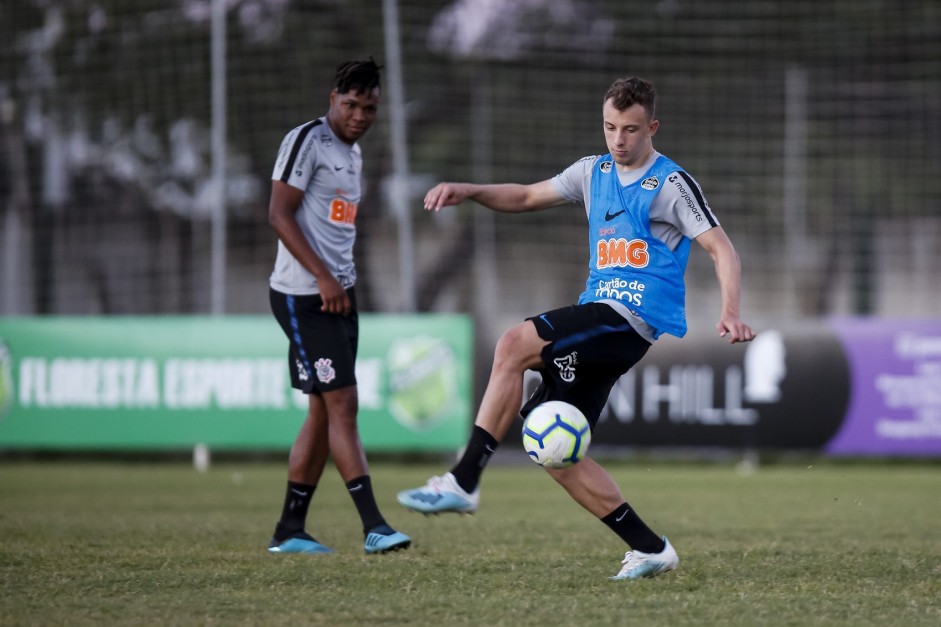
[318,275,351,315]
[423,182,468,212]
[716,317,756,344]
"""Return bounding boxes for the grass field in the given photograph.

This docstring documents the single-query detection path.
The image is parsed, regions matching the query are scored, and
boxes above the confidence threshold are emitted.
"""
[1,458,939,626]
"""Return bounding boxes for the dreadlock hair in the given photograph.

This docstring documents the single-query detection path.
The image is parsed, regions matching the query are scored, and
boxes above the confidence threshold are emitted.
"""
[333,57,383,95]
[604,77,657,119]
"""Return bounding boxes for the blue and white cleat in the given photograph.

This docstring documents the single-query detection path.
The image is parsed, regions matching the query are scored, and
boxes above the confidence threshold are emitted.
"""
[364,526,412,554]
[396,472,480,515]
[268,532,334,554]
[609,536,679,580]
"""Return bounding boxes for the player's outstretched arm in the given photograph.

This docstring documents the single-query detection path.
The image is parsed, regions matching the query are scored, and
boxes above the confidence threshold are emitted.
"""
[695,226,756,344]
[423,180,564,213]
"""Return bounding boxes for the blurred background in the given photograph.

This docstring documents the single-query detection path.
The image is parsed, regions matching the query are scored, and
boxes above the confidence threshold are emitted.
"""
[3,0,938,330]
[2,1,940,459]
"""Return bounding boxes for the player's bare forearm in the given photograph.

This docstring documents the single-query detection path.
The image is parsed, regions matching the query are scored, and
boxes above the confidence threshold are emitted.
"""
[423,180,563,213]
[695,227,756,344]
[468,184,544,213]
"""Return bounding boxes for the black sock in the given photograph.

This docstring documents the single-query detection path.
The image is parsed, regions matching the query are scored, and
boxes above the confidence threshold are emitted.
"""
[449,425,499,493]
[346,475,387,534]
[601,502,665,554]
[275,481,316,540]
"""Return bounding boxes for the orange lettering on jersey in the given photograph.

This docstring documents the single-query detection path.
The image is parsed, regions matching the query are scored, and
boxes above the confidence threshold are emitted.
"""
[329,198,358,225]
[597,238,649,269]
[627,239,649,266]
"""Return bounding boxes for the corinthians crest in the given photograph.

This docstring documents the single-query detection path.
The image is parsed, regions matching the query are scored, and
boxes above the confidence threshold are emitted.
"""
[641,176,660,190]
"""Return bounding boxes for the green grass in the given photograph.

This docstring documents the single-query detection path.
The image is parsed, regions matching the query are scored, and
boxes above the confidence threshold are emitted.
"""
[1,460,939,626]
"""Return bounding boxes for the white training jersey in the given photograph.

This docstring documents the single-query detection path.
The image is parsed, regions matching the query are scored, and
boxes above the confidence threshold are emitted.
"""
[269,117,363,295]
[551,150,719,341]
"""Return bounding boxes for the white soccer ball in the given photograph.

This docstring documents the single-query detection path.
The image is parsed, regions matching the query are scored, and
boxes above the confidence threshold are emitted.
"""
[521,401,591,468]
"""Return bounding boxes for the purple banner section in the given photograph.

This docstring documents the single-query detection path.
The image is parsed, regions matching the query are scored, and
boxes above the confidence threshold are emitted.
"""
[826,318,941,456]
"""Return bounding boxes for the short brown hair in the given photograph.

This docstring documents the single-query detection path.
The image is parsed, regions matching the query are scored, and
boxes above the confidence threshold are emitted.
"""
[604,77,656,119]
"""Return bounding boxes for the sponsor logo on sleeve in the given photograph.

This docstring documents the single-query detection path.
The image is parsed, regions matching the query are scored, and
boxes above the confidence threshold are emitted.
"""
[668,173,703,222]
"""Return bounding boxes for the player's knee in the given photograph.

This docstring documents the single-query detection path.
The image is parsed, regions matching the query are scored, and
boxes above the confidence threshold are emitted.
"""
[323,386,358,419]
[493,323,542,372]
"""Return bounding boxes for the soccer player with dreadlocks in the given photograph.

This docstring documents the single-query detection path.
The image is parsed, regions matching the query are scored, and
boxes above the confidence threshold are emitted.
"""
[266,58,411,555]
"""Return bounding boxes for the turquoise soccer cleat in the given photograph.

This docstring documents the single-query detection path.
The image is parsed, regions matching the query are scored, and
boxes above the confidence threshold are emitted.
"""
[364,526,412,554]
[396,472,480,515]
[267,531,334,554]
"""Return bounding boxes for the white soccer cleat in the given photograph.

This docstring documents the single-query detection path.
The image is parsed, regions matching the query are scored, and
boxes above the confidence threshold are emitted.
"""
[609,536,679,581]
[396,472,480,515]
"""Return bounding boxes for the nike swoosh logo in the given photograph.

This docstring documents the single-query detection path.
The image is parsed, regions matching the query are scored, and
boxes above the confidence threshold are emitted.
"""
[539,314,555,330]
[484,445,495,454]
[348,484,363,492]
[290,489,308,497]
[334,164,345,171]
[604,208,625,221]
[410,492,443,504]
[615,508,630,522]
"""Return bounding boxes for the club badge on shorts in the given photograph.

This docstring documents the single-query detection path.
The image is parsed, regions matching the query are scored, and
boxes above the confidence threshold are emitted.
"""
[314,357,336,384]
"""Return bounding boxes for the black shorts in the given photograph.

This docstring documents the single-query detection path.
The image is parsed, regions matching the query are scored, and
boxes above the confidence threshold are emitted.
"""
[520,302,651,428]
[269,287,358,394]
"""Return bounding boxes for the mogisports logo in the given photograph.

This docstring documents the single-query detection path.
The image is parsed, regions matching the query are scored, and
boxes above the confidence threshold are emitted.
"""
[0,340,12,419]
[596,238,649,269]
[641,176,659,190]
[296,131,316,173]
[275,142,290,172]
[668,173,703,222]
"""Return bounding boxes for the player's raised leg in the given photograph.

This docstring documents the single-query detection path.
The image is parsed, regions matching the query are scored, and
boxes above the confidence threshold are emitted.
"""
[397,321,547,514]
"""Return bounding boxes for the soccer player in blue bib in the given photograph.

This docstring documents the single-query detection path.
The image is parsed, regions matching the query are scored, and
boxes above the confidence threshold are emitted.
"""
[266,59,410,555]
[398,77,755,580]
